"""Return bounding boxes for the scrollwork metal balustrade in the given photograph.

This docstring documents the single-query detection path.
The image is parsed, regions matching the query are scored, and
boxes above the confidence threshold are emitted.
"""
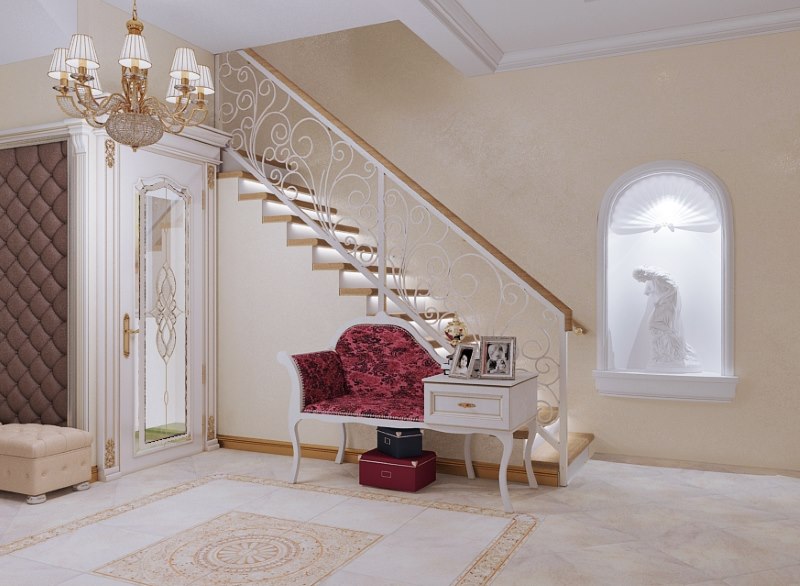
[217,50,569,479]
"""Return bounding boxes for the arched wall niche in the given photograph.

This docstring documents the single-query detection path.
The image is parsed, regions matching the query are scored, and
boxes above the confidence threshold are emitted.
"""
[594,161,738,401]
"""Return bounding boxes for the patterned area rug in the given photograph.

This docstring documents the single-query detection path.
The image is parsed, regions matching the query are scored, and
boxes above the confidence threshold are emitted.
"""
[97,511,378,586]
[0,474,537,585]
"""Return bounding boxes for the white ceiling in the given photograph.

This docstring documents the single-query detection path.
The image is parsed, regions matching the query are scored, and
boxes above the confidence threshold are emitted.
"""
[7,0,800,76]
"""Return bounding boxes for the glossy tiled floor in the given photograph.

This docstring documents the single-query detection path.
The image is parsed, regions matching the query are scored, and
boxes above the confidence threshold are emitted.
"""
[0,449,799,585]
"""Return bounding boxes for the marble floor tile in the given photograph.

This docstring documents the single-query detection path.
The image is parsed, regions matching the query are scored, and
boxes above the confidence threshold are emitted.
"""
[388,507,509,544]
[723,564,800,586]
[494,542,711,586]
[2,450,800,585]
[309,496,426,534]
[646,522,798,579]
[320,569,419,585]
[727,518,800,562]
[518,510,639,554]
[0,554,82,585]
[97,490,237,537]
[11,523,163,572]
[234,485,351,521]
[342,532,492,586]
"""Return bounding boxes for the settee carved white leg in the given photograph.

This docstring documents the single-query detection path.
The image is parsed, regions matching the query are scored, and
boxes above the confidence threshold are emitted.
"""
[335,423,346,464]
[73,481,91,492]
[289,419,301,483]
[464,434,476,479]
[26,494,46,505]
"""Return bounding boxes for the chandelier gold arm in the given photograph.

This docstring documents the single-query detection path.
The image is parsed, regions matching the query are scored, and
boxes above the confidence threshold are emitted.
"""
[145,96,208,134]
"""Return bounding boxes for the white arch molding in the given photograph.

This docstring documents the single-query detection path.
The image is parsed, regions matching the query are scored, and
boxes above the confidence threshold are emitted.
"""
[594,161,738,401]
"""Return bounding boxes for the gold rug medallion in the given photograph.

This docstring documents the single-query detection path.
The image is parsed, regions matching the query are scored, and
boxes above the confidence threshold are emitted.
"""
[97,511,379,585]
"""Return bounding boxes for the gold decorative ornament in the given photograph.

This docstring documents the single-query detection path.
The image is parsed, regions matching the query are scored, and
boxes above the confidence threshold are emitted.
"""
[48,0,213,151]
[207,165,216,191]
[444,314,468,347]
[104,139,115,168]
[207,415,216,441]
[104,438,116,468]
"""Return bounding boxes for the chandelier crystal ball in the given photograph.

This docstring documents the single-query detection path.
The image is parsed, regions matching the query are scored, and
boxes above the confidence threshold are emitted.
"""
[48,1,213,151]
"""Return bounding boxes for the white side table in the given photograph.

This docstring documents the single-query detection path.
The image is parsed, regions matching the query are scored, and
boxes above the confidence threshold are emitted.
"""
[422,372,539,513]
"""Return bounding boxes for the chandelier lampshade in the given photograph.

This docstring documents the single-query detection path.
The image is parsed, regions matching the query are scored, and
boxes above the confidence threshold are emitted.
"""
[195,65,215,97]
[170,48,200,81]
[49,0,212,151]
[48,48,69,82]
[66,34,99,69]
[119,34,152,69]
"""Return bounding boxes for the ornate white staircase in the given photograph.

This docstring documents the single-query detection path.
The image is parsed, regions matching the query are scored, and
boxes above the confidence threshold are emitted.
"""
[216,49,593,486]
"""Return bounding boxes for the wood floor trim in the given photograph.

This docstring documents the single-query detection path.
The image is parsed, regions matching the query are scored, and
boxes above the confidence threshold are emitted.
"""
[215,434,579,487]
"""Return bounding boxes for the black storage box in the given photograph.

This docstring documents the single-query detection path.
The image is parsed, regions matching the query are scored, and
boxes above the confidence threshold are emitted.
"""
[377,427,423,458]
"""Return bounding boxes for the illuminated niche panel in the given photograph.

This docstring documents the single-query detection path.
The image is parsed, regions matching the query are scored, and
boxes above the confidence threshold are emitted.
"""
[594,161,737,401]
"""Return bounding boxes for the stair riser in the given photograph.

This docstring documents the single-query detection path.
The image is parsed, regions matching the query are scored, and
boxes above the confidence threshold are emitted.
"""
[365,295,444,316]
[285,221,360,240]
[262,200,335,222]
[312,246,350,264]
[338,271,423,290]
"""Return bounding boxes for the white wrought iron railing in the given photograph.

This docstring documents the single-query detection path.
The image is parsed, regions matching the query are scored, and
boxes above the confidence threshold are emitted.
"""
[216,49,575,483]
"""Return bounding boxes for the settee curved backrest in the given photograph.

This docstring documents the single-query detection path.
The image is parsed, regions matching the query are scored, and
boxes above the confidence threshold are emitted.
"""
[335,324,442,399]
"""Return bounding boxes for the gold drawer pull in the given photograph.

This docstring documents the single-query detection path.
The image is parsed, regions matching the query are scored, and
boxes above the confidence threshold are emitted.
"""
[458,402,477,409]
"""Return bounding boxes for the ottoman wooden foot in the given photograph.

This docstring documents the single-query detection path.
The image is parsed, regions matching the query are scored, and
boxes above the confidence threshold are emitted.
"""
[73,481,90,491]
[26,494,46,505]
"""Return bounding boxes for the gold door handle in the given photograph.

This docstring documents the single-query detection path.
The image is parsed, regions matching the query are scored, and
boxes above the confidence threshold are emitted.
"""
[458,402,477,409]
[123,313,140,358]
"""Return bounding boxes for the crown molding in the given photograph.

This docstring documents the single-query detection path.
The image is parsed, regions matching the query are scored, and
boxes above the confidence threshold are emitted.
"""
[496,7,800,71]
[413,3,800,75]
[417,0,502,72]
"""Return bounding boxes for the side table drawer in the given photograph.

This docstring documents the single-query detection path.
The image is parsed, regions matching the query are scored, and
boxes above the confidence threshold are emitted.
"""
[432,392,502,419]
[423,373,538,431]
[424,384,508,429]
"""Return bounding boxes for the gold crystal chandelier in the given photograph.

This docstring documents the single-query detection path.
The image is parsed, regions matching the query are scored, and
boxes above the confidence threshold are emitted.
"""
[48,0,213,151]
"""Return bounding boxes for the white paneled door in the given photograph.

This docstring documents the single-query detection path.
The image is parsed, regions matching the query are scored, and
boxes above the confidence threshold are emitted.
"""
[98,129,225,479]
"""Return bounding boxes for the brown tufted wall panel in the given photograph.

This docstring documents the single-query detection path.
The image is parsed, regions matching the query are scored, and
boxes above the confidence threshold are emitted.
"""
[0,142,69,425]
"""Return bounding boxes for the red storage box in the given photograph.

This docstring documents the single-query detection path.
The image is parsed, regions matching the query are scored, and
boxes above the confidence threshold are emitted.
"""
[359,449,436,492]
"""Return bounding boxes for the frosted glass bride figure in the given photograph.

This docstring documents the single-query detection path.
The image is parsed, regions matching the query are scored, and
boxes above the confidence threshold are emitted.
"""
[627,266,701,373]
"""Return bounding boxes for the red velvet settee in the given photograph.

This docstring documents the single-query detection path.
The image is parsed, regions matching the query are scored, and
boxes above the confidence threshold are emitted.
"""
[278,313,445,483]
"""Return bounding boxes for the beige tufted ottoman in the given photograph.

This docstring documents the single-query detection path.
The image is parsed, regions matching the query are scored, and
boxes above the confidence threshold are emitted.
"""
[0,423,92,504]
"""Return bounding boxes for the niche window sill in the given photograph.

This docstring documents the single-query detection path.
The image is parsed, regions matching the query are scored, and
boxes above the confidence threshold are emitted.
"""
[593,370,738,402]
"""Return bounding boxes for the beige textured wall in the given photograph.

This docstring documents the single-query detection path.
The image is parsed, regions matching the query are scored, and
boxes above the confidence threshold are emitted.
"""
[246,22,800,471]
[0,0,214,132]
[216,179,366,445]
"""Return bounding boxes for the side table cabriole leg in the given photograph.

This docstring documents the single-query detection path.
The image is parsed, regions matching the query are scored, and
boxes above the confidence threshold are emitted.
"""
[523,422,538,488]
[464,434,476,479]
[496,432,515,513]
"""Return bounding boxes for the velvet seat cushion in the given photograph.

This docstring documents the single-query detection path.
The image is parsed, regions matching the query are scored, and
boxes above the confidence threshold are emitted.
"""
[298,324,441,422]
